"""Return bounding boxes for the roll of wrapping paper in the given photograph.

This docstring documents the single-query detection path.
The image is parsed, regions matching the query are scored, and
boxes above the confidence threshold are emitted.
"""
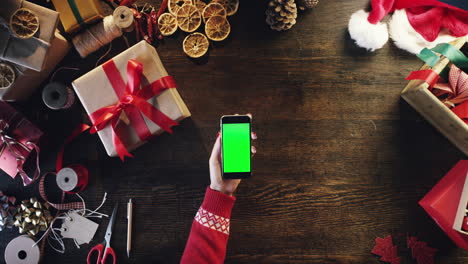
[56,165,88,194]
[4,235,40,264]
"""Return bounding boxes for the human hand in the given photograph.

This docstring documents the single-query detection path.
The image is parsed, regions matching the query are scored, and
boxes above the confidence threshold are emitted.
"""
[209,115,257,196]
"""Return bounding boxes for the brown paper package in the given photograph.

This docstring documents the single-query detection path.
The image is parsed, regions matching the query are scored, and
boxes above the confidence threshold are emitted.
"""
[0,0,59,72]
[0,32,70,101]
[72,41,191,157]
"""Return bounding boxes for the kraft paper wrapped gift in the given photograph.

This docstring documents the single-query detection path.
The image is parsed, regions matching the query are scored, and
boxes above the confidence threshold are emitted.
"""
[1,31,70,101]
[72,41,191,158]
[0,0,59,72]
[51,0,104,33]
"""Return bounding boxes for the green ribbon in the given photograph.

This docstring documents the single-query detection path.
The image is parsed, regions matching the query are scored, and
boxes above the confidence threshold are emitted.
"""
[417,48,440,67]
[432,43,468,70]
[67,0,85,27]
[416,43,468,81]
[418,43,468,70]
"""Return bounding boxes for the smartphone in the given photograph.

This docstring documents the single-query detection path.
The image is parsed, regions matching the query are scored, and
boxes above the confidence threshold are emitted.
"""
[221,115,251,179]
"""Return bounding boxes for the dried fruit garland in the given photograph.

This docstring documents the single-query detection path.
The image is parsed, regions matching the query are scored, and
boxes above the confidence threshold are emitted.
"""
[111,0,238,58]
[159,0,238,58]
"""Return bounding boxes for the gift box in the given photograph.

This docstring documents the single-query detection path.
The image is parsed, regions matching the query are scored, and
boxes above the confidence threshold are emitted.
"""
[454,169,468,236]
[0,102,42,185]
[401,37,468,155]
[51,0,104,33]
[0,0,59,72]
[419,160,468,250]
[72,41,191,158]
[1,31,70,101]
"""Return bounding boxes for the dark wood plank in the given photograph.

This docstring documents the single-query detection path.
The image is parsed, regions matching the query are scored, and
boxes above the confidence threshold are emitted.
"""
[1,0,467,263]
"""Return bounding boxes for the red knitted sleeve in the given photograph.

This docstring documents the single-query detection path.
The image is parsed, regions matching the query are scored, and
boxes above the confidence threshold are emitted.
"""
[180,187,236,264]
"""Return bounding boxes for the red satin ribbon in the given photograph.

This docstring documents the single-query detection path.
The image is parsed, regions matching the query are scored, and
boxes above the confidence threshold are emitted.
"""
[89,59,178,160]
[405,69,441,88]
[39,124,90,210]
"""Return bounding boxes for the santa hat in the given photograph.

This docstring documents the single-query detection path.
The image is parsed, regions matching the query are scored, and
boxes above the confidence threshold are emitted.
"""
[348,0,468,54]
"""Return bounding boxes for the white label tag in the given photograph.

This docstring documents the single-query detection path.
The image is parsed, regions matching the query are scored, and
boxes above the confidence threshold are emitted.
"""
[61,212,99,245]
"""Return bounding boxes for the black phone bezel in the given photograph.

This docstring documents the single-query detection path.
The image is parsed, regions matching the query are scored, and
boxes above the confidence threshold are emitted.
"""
[221,115,252,179]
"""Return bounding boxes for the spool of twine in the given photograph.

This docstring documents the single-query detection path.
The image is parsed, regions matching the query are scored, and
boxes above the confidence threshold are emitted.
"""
[42,82,75,110]
[113,6,134,32]
[72,15,123,58]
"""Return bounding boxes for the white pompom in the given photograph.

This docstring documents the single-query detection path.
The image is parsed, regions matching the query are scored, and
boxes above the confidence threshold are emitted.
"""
[348,10,389,52]
[389,9,457,54]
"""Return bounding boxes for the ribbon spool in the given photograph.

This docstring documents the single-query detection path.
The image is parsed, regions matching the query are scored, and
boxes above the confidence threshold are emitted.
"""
[113,6,134,32]
[42,82,75,110]
[55,165,88,194]
[4,235,40,264]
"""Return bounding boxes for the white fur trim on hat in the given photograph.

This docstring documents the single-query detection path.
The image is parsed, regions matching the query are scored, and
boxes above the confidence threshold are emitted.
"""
[389,9,458,54]
[348,10,389,52]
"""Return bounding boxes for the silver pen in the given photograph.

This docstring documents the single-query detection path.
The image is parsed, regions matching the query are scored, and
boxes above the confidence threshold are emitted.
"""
[127,198,133,258]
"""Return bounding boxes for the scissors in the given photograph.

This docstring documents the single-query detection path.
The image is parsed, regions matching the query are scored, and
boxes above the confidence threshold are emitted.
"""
[87,204,118,264]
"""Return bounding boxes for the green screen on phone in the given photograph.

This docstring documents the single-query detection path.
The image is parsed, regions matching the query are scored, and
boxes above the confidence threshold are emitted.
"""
[222,123,251,173]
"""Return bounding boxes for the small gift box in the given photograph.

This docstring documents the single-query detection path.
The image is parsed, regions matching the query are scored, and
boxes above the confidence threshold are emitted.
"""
[1,31,70,101]
[419,160,468,250]
[51,0,104,33]
[0,0,59,72]
[402,37,468,155]
[0,102,42,185]
[72,41,191,159]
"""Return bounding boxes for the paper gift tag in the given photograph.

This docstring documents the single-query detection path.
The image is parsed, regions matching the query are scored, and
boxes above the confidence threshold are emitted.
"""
[60,212,98,245]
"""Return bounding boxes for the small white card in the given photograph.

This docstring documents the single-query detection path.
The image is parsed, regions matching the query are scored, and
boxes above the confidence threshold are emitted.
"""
[61,212,99,245]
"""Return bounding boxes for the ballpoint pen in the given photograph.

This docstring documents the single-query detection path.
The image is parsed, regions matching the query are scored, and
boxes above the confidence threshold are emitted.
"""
[127,198,133,258]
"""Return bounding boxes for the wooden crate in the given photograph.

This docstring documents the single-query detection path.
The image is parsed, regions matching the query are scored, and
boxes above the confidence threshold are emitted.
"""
[401,38,468,155]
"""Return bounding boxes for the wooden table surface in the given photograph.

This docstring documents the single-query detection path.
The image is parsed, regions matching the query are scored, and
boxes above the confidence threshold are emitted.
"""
[1,0,468,263]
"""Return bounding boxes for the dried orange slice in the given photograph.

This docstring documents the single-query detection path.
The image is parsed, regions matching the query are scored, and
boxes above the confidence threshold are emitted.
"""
[10,8,39,39]
[193,0,206,13]
[168,0,192,15]
[183,32,209,58]
[0,63,16,89]
[176,4,202,33]
[205,16,230,41]
[158,13,178,36]
[202,3,226,23]
[212,0,239,16]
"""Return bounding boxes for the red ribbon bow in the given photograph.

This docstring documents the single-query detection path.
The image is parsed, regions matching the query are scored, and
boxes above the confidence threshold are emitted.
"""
[89,59,178,160]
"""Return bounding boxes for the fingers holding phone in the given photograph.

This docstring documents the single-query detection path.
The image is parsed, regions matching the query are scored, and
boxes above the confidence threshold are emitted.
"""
[209,114,257,195]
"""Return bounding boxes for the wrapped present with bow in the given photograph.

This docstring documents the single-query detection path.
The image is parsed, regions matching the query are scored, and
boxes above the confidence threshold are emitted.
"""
[72,41,191,159]
[0,31,70,101]
[0,102,42,185]
[402,38,468,155]
[0,0,59,72]
[51,0,104,33]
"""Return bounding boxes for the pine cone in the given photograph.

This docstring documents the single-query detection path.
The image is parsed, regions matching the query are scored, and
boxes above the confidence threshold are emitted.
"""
[265,0,298,31]
[297,0,319,10]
